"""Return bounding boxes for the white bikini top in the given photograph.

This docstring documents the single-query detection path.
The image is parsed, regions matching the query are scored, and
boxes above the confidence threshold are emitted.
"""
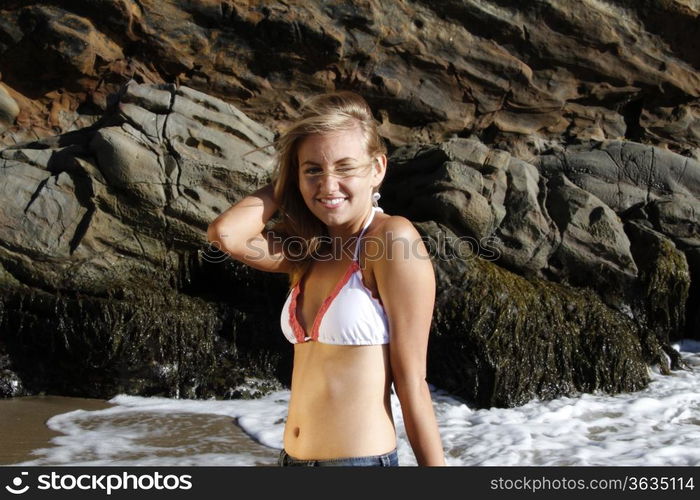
[280,207,390,345]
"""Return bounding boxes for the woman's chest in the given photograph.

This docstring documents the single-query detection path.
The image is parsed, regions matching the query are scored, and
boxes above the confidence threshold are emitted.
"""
[298,258,379,328]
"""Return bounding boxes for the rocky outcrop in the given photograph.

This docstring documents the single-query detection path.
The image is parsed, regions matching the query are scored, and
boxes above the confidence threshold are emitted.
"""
[1,82,695,406]
[0,82,287,399]
[539,142,699,341]
[421,220,650,408]
[0,82,273,291]
[1,1,699,158]
[383,137,695,374]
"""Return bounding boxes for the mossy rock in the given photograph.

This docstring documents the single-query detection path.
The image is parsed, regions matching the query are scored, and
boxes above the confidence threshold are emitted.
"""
[0,270,287,399]
[418,221,651,408]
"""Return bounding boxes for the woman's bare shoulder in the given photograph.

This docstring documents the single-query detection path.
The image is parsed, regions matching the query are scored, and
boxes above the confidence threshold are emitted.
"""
[369,213,420,241]
[363,213,424,271]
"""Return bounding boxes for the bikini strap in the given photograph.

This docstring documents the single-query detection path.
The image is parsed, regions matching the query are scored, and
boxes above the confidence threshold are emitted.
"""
[352,207,381,262]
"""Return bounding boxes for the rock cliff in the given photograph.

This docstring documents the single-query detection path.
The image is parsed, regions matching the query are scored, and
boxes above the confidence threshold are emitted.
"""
[1,1,699,154]
[0,0,698,406]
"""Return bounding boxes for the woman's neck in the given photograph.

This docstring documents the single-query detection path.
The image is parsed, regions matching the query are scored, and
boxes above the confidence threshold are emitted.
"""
[326,205,374,241]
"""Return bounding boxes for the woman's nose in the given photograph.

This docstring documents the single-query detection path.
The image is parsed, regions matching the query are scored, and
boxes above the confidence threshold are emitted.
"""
[318,171,341,190]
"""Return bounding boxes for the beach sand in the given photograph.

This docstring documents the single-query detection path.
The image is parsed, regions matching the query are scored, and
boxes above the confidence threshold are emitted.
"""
[0,396,279,466]
[0,396,115,465]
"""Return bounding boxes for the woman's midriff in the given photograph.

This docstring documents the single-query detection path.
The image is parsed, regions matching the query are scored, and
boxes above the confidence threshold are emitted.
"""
[283,341,396,460]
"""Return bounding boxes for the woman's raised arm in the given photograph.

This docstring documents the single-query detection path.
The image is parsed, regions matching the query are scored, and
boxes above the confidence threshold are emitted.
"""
[206,183,291,274]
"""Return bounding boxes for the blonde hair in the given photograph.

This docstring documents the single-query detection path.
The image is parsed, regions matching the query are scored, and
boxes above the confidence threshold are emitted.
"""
[270,91,386,288]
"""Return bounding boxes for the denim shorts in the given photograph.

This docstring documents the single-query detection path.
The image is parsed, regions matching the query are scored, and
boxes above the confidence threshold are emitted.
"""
[278,447,399,467]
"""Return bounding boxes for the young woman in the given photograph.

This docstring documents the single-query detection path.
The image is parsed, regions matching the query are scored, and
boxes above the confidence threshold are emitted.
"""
[207,91,445,466]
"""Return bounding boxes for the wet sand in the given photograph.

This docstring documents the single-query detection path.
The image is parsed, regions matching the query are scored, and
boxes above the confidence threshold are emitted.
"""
[0,396,115,465]
[0,396,279,466]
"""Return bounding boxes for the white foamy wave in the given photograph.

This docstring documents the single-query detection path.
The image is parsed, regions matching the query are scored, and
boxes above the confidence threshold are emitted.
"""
[18,390,290,466]
[438,345,700,466]
[16,343,700,466]
[675,339,700,353]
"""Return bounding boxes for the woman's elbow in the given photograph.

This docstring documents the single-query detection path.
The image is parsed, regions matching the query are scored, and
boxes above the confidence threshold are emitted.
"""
[206,222,238,256]
[206,222,220,244]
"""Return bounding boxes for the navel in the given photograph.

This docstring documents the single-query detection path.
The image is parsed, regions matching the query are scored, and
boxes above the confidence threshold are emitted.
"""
[293,426,300,438]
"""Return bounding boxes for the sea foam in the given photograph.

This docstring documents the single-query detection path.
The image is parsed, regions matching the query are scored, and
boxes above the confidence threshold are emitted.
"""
[17,340,700,466]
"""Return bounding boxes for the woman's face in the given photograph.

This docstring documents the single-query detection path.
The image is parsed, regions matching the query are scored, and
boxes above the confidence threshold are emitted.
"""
[296,126,385,231]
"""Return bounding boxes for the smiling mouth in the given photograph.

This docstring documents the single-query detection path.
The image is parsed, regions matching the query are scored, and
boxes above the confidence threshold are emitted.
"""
[317,197,347,207]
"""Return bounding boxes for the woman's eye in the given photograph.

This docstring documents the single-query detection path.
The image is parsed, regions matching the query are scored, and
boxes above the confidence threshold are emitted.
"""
[302,165,360,176]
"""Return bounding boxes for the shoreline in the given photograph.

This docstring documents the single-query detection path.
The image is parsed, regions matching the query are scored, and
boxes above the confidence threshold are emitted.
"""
[0,395,115,465]
[0,395,281,466]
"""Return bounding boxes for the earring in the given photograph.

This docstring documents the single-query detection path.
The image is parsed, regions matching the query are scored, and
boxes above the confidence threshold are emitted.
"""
[372,191,381,207]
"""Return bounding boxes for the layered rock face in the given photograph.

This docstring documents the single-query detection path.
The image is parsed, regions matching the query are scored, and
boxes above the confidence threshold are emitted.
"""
[1,82,695,407]
[383,139,695,405]
[0,1,698,407]
[0,83,288,399]
[1,1,699,155]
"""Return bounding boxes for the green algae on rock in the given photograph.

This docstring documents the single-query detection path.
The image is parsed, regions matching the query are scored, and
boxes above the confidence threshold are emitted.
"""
[419,220,650,408]
[0,269,286,400]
